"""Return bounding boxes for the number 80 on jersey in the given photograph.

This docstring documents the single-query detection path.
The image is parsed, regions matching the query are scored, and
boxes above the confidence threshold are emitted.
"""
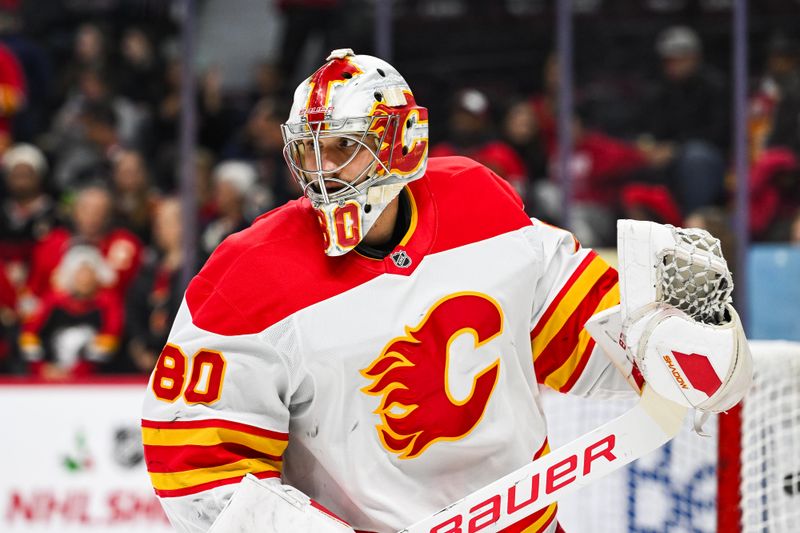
[151,344,227,404]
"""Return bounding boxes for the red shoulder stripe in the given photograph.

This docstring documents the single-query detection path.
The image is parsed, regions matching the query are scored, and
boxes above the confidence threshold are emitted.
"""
[141,418,288,441]
[533,267,618,385]
[530,251,597,341]
[143,442,282,474]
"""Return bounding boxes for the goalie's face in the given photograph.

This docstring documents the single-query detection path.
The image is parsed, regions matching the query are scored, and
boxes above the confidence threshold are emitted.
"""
[285,129,381,200]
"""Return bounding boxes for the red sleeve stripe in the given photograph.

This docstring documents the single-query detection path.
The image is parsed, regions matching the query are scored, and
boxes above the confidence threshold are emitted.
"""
[533,265,618,375]
[143,442,282,473]
[557,338,598,394]
[141,418,288,441]
[499,501,558,532]
[534,277,619,391]
[153,470,279,498]
[531,254,612,356]
[148,457,281,494]
[530,251,597,341]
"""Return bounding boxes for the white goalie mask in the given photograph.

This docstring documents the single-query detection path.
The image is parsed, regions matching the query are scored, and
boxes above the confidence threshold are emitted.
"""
[282,49,429,256]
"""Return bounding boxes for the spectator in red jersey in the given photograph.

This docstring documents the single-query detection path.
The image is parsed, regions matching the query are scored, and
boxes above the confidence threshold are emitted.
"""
[431,88,528,195]
[0,41,26,148]
[0,143,59,294]
[24,184,142,311]
[551,114,651,247]
[111,149,160,244]
[19,245,122,380]
[620,183,683,228]
[124,198,187,374]
[748,147,800,240]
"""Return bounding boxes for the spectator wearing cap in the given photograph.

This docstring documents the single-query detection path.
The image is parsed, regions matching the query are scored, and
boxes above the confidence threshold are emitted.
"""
[0,143,59,296]
[19,244,122,380]
[431,88,528,195]
[201,161,257,259]
[25,184,142,312]
[638,25,729,215]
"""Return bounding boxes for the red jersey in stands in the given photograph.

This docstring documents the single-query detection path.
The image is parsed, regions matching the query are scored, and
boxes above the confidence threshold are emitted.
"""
[20,289,123,375]
[142,157,628,533]
[26,227,142,299]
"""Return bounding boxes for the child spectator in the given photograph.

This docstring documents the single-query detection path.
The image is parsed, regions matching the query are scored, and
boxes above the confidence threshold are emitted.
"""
[19,245,122,380]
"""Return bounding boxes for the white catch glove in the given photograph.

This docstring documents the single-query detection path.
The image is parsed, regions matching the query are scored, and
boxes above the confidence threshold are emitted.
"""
[207,474,355,533]
[588,220,752,414]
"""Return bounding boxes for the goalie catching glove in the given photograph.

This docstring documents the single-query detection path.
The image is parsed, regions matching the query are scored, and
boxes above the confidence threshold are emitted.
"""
[587,220,752,414]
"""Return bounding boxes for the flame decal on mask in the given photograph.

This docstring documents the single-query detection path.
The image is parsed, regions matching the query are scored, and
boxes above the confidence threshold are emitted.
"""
[301,58,364,123]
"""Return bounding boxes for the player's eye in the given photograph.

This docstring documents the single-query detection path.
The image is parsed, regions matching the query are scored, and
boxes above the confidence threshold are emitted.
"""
[338,137,358,150]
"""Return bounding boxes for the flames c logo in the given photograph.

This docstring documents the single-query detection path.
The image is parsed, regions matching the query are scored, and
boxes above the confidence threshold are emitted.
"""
[361,292,503,459]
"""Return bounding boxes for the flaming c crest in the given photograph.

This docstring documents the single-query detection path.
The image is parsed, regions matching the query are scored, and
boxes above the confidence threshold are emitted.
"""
[360,292,503,459]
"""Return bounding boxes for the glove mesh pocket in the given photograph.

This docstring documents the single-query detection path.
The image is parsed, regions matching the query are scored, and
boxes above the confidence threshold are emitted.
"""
[658,227,733,325]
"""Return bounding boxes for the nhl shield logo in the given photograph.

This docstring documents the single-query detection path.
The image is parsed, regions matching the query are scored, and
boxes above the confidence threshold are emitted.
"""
[390,250,412,268]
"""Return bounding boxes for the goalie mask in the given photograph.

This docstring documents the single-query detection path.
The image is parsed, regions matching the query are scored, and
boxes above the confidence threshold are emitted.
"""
[282,49,429,256]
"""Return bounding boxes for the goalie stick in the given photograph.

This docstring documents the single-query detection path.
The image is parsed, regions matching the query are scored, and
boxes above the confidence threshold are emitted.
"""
[399,385,686,533]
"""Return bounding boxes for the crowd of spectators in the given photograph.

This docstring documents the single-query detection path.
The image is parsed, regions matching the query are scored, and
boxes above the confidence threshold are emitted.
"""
[0,1,798,379]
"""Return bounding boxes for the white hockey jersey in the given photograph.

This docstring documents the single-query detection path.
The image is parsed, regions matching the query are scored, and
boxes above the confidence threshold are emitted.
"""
[141,156,634,533]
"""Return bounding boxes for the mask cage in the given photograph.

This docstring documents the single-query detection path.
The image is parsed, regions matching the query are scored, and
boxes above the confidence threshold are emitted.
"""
[281,115,399,206]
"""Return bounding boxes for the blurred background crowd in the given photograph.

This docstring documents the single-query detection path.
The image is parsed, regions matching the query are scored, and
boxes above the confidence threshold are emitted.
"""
[0,0,798,379]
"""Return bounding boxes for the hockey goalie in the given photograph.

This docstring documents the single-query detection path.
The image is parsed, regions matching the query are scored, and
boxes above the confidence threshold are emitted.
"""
[141,49,752,533]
